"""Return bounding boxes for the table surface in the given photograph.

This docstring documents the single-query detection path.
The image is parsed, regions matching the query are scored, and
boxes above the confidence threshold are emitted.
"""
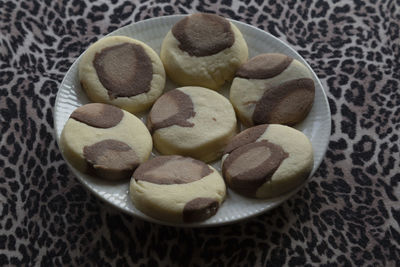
[1,0,399,266]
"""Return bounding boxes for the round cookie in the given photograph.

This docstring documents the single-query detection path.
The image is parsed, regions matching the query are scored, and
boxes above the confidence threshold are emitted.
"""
[221,124,313,198]
[160,13,248,90]
[147,86,237,163]
[60,103,152,180]
[230,53,315,126]
[130,155,226,223]
[79,36,166,113]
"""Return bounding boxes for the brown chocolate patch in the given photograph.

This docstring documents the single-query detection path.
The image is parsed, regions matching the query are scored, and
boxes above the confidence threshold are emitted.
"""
[83,139,139,180]
[171,13,234,57]
[70,103,123,128]
[222,140,288,197]
[183,198,219,222]
[93,42,153,99]
[133,155,213,185]
[236,53,293,79]
[223,124,268,154]
[253,78,315,125]
[147,89,195,132]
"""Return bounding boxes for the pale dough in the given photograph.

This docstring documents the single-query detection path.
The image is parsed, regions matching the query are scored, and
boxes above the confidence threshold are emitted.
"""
[60,104,152,179]
[222,124,313,198]
[130,156,226,223]
[230,58,314,126]
[79,35,166,113]
[160,21,248,90]
[149,86,237,162]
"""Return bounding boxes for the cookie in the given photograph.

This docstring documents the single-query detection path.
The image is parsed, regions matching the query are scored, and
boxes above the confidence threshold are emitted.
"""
[60,103,152,180]
[130,155,226,223]
[222,124,313,198]
[79,36,166,113]
[160,13,248,90]
[230,53,315,126]
[147,86,237,163]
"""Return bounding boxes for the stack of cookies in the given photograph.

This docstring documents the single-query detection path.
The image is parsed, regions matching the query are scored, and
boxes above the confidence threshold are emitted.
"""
[60,13,315,223]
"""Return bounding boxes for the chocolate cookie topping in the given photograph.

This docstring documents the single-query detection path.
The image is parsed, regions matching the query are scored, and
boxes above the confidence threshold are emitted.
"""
[70,103,123,128]
[236,53,293,79]
[183,198,219,223]
[133,155,213,185]
[222,140,288,197]
[172,13,234,57]
[93,42,153,99]
[147,89,195,132]
[253,78,315,125]
[83,139,139,180]
[223,124,268,154]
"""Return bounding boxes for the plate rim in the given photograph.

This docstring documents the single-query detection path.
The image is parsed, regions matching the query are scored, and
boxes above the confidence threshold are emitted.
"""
[54,14,331,228]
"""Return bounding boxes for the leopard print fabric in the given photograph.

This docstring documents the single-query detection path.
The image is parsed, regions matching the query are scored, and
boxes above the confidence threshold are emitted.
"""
[1,0,399,266]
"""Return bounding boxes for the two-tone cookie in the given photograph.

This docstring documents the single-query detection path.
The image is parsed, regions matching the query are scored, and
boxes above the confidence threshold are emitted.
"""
[147,86,237,163]
[222,124,313,198]
[79,36,166,113]
[230,53,315,126]
[160,13,248,90]
[60,103,152,180]
[130,155,226,223]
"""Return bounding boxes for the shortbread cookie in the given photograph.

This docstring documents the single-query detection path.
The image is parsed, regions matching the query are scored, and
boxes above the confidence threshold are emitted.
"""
[160,13,248,90]
[222,124,313,198]
[147,86,237,162]
[60,103,152,180]
[230,53,315,126]
[130,155,226,223]
[79,36,166,113]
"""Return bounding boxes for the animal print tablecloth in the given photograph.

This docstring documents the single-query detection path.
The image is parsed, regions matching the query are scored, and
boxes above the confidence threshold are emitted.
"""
[1,0,399,266]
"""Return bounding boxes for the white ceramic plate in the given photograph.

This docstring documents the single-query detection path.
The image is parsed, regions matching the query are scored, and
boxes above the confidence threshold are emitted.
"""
[54,15,331,227]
